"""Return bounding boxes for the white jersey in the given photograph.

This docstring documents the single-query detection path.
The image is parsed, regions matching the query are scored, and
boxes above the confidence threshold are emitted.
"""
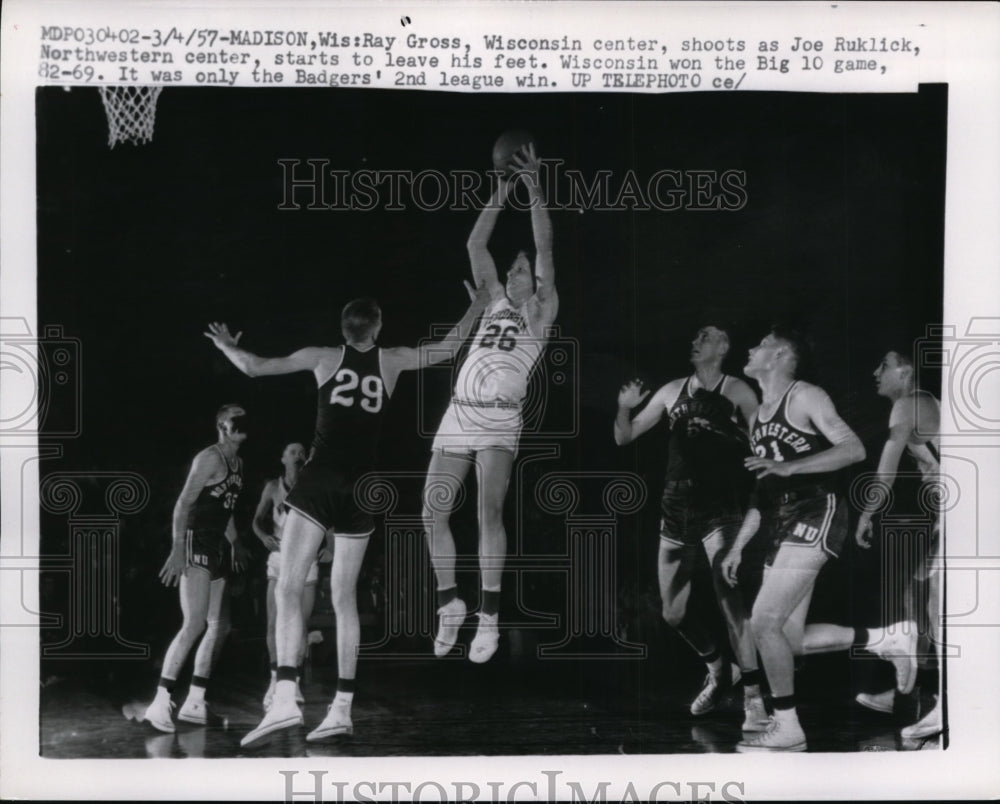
[454,297,545,404]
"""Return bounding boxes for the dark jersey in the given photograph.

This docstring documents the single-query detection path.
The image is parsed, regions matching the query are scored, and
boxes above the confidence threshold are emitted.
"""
[187,445,243,532]
[664,375,750,489]
[750,381,837,504]
[311,345,388,470]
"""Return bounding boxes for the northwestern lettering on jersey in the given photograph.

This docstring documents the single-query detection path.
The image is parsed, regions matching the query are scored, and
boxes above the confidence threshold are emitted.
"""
[488,307,529,329]
[750,421,811,454]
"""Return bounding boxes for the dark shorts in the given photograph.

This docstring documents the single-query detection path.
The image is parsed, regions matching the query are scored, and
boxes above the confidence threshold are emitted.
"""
[659,481,744,547]
[761,491,847,566]
[284,461,374,537]
[185,529,230,581]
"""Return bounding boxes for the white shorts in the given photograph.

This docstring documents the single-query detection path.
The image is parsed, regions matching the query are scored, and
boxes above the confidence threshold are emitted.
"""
[431,400,522,455]
[266,550,319,584]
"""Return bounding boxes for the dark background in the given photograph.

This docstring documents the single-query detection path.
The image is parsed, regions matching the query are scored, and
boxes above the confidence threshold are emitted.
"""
[36,85,945,710]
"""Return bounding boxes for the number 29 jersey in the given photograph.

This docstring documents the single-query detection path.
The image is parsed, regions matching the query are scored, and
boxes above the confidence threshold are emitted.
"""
[312,345,387,471]
[454,297,544,404]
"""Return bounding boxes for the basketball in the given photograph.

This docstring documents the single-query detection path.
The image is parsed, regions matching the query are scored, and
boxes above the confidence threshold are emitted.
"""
[492,129,535,177]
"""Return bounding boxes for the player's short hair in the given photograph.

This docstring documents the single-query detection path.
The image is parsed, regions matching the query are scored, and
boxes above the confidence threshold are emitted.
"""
[341,298,382,342]
[215,403,244,427]
[770,323,814,378]
[887,347,914,369]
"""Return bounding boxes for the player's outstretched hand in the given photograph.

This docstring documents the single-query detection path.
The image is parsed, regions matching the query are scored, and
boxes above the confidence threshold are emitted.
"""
[509,142,541,188]
[464,279,492,308]
[158,547,187,587]
[855,513,874,549]
[204,322,242,349]
[618,379,650,410]
[720,548,742,588]
[744,456,793,479]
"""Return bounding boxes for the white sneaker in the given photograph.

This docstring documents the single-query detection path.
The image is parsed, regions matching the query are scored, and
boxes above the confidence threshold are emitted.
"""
[856,689,895,714]
[742,694,771,732]
[690,667,734,716]
[240,697,303,748]
[263,679,276,711]
[178,698,226,727]
[306,701,353,741]
[737,713,807,752]
[469,612,500,664]
[143,696,176,734]
[433,597,467,657]
[872,621,918,694]
[295,680,305,705]
[901,699,943,741]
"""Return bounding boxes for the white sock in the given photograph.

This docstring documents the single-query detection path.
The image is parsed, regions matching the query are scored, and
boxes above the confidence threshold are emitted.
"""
[275,679,296,703]
[154,685,172,704]
[334,691,354,706]
[186,685,205,703]
[774,706,799,724]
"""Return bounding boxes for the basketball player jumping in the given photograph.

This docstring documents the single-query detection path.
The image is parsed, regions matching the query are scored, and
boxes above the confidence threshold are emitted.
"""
[206,283,489,746]
[615,324,768,730]
[718,327,874,751]
[142,403,250,732]
[252,441,323,711]
[854,349,943,742]
[424,144,557,664]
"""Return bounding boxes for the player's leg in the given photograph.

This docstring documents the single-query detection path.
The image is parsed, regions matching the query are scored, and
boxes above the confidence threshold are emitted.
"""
[703,524,767,730]
[737,544,826,752]
[179,576,230,724]
[145,566,212,732]
[468,447,515,663]
[296,569,318,703]
[423,450,474,656]
[263,570,278,710]
[659,536,727,714]
[903,540,943,741]
[241,510,324,746]
[306,534,369,741]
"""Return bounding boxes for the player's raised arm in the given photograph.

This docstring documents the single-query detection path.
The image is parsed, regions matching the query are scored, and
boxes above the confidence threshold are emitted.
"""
[614,380,678,445]
[466,179,510,298]
[381,281,492,388]
[204,322,325,377]
[510,144,557,321]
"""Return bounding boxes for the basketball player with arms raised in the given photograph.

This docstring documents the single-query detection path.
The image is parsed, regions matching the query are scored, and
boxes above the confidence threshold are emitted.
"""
[424,144,557,664]
[142,404,250,732]
[206,284,488,746]
[615,324,768,730]
[854,349,944,742]
[252,442,323,711]
[720,327,919,751]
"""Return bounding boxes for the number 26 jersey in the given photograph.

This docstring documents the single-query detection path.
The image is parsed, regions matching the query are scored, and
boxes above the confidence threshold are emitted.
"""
[454,297,545,404]
[312,345,387,470]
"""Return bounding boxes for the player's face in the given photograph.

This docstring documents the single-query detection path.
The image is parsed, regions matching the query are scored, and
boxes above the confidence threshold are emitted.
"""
[219,407,249,443]
[505,251,534,302]
[282,443,307,469]
[874,352,909,398]
[690,326,727,364]
[745,335,782,376]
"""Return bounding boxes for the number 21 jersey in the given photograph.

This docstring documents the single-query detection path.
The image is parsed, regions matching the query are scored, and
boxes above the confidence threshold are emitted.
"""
[454,297,544,404]
[312,345,387,470]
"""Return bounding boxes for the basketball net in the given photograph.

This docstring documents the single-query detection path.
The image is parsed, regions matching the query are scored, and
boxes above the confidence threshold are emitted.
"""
[97,86,163,147]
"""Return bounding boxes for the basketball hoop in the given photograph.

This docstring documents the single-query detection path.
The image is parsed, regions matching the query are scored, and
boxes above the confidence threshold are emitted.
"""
[97,86,163,148]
